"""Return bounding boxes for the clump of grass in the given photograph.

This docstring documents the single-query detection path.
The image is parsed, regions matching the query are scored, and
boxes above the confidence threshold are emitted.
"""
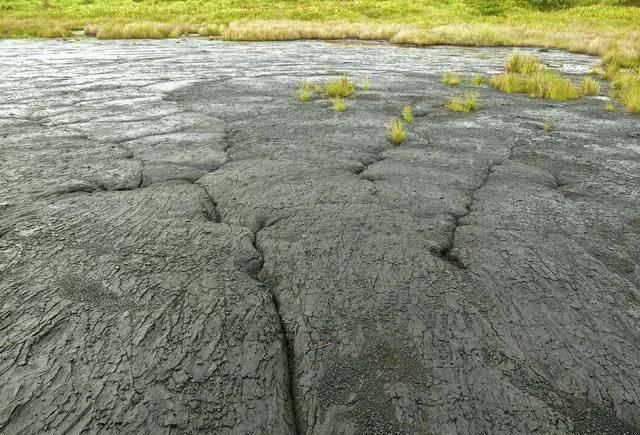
[446,91,479,112]
[296,82,314,102]
[470,74,487,86]
[491,72,527,94]
[387,118,406,145]
[605,102,616,112]
[325,75,356,98]
[441,72,462,86]
[580,77,600,96]
[402,105,414,123]
[612,71,640,113]
[492,67,580,101]
[361,76,371,91]
[505,52,544,74]
[543,118,554,132]
[331,96,347,112]
[544,73,580,101]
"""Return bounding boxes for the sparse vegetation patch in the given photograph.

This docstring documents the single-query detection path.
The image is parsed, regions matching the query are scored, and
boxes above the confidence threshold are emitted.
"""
[387,118,406,145]
[402,105,414,123]
[441,72,463,86]
[325,75,356,98]
[446,92,479,112]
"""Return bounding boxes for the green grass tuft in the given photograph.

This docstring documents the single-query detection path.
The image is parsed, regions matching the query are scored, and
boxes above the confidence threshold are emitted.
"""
[387,118,405,145]
[543,118,554,132]
[331,96,347,112]
[612,71,640,113]
[605,102,616,112]
[361,76,371,91]
[325,75,356,98]
[580,77,600,96]
[402,105,414,123]
[446,91,479,112]
[470,74,487,86]
[296,82,314,102]
[441,72,462,86]
[505,52,544,74]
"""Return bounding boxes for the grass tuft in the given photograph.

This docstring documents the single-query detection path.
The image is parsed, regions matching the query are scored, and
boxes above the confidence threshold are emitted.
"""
[441,72,462,86]
[387,118,406,145]
[446,92,479,112]
[580,77,600,96]
[296,82,314,102]
[361,76,371,91]
[505,52,544,74]
[331,96,347,112]
[612,71,640,113]
[605,102,616,112]
[470,74,487,86]
[543,118,554,132]
[325,75,356,98]
[402,105,414,123]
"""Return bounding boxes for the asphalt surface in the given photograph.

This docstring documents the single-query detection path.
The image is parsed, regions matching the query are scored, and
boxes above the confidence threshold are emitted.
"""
[1,39,639,435]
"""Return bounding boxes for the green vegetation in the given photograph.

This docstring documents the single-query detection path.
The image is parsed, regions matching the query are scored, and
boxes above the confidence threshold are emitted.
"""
[543,118,555,131]
[325,75,356,98]
[1,1,639,74]
[470,74,488,86]
[361,76,371,91]
[506,52,544,74]
[331,96,347,112]
[441,72,463,86]
[580,77,601,95]
[296,82,314,102]
[605,102,616,112]
[402,105,414,123]
[611,70,640,113]
[446,92,479,112]
[492,53,582,101]
[387,119,406,145]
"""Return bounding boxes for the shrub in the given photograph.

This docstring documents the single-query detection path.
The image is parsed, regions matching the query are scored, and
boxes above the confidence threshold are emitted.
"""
[402,105,414,123]
[446,92,479,112]
[387,119,405,145]
[580,77,600,96]
[331,96,347,112]
[325,75,356,98]
[441,72,462,86]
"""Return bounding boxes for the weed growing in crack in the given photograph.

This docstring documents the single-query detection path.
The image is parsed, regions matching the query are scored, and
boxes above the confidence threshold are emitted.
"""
[402,105,414,123]
[325,74,356,98]
[605,101,616,112]
[331,96,347,112]
[543,118,555,132]
[580,76,600,96]
[387,118,405,145]
[446,91,479,112]
[441,72,462,86]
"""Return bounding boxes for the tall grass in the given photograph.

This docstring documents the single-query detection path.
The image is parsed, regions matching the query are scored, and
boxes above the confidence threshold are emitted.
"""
[612,71,640,113]
[387,119,406,145]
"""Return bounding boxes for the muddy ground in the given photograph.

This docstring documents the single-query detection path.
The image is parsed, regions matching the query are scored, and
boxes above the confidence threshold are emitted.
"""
[1,39,639,435]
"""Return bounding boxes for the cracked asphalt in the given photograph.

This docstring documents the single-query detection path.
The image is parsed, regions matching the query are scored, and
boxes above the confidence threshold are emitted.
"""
[1,39,640,435]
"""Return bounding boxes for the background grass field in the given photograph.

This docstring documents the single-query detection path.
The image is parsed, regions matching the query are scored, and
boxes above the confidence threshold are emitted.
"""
[1,0,639,68]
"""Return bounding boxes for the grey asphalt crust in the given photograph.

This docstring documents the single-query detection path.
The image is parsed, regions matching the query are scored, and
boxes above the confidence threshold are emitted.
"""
[1,39,639,435]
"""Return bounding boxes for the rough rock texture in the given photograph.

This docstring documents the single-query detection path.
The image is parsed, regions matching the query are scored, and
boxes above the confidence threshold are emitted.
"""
[1,40,639,434]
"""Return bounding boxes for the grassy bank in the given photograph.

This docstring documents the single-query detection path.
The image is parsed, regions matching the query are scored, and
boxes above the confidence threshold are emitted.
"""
[1,1,639,67]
